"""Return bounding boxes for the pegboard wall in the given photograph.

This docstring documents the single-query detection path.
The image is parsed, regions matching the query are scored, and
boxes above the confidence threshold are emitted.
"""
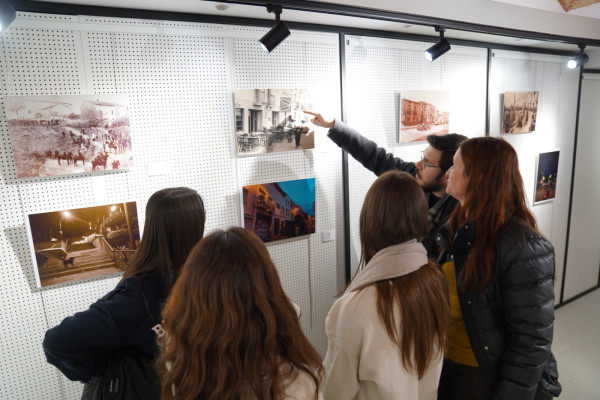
[489,49,580,303]
[344,35,488,276]
[0,12,342,400]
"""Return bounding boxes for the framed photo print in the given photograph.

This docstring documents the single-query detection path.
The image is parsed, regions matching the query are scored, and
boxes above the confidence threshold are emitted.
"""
[501,91,539,134]
[26,201,139,288]
[398,90,450,143]
[242,178,316,243]
[534,150,559,205]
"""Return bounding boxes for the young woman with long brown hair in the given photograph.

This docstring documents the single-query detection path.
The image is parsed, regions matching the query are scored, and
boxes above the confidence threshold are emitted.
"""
[439,137,561,399]
[157,227,323,400]
[43,187,206,398]
[322,170,451,400]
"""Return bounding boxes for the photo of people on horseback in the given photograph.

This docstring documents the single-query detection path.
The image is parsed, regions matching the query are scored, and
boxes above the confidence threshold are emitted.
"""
[234,89,315,156]
[4,94,133,178]
[26,202,139,288]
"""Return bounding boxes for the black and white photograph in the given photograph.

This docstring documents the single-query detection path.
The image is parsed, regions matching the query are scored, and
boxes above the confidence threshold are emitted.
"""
[235,89,315,155]
[502,91,539,134]
[26,202,140,288]
[399,90,451,143]
[534,150,560,205]
[4,94,133,178]
[242,178,316,243]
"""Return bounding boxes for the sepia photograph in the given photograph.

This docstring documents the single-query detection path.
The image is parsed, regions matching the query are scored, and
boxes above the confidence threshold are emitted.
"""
[4,94,133,178]
[534,150,560,205]
[26,202,140,288]
[235,89,315,156]
[399,90,451,143]
[502,91,539,134]
[242,178,316,243]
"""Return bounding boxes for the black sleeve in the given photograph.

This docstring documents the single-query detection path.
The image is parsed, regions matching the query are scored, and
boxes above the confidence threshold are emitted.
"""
[327,119,417,176]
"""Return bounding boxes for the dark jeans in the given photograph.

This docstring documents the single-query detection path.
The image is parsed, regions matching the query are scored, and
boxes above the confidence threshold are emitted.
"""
[438,358,489,400]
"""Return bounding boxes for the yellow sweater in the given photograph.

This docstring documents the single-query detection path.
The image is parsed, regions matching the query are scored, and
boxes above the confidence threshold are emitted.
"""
[441,260,479,367]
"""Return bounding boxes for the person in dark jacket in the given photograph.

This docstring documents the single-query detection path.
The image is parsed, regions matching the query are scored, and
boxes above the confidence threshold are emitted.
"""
[304,110,466,258]
[42,187,206,396]
[438,137,561,400]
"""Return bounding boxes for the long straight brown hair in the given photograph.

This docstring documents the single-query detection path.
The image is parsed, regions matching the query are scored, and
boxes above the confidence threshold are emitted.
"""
[157,227,322,400]
[449,137,537,292]
[359,170,450,379]
[120,187,205,289]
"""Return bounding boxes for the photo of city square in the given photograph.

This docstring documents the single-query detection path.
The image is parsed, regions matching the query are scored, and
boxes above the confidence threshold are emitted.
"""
[242,178,316,242]
[26,202,139,287]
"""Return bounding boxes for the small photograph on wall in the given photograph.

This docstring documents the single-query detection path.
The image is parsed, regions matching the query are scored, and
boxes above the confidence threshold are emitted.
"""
[26,202,140,288]
[4,94,133,178]
[501,91,539,134]
[242,178,316,243]
[399,90,450,143]
[534,150,560,205]
[235,89,315,156]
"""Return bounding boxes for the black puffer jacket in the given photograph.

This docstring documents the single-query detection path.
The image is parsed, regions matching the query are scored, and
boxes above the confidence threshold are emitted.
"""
[436,218,561,400]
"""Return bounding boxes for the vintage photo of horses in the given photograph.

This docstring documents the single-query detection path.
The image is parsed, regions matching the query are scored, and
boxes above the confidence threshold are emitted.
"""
[501,91,539,134]
[4,94,133,178]
[534,150,560,205]
[242,178,316,243]
[26,202,140,288]
[399,90,451,143]
[234,89,315,156]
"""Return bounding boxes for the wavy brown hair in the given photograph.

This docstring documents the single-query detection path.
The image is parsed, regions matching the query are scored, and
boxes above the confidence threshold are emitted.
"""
[449,137,537,292]
[157,227,322,400]
[120,187,205,289]
[359,170,450,379]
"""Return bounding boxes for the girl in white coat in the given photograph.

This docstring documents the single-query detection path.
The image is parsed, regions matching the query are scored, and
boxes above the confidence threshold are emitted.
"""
[323,170,451,400]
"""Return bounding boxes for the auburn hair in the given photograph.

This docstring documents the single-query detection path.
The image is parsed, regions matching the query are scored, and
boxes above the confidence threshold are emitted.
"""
[157,227,322,400]
[358,170,450,379]
[449,137,537,292]
[120,187,205,289]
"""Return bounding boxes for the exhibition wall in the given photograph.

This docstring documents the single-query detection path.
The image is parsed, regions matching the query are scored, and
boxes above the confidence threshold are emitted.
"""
[0,8,595,400]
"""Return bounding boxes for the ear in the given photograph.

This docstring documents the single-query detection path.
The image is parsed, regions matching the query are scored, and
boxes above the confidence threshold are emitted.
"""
[441,171,449,186]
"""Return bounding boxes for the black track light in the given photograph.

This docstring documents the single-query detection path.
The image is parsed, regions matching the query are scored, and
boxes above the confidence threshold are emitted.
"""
[0,0,16,34]
[259,4,290,53]
[425,25,451,62]
[567,44,589,69]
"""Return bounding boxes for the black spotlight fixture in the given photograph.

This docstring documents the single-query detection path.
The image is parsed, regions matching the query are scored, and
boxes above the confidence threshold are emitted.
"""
[567,43,589,70]
[259,4,290,53]
[424,25,451,62]
[0,0,16,34]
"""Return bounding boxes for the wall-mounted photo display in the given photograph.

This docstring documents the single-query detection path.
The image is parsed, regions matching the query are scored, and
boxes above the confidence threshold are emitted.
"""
[234,89,315,155]
[26,202,140,288]
[242,178,316,243]
[4,94,133,178]
[534,150,560,205]
[398,90,451,143]
[501,91,539,134]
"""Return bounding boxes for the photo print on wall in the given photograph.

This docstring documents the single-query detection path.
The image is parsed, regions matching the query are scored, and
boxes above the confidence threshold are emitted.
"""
[4,94,133,178]
[398,90,451,143]
[26,202,140,288]
[534,150,559,205]
[242,178,316,243]
[501,91,539,134]
[234,89,315,156]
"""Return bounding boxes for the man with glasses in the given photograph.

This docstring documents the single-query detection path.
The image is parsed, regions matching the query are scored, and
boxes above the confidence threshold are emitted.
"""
[305,110,466,258]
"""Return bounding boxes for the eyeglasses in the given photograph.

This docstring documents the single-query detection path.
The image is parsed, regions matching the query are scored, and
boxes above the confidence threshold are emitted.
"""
[420,151,441,168]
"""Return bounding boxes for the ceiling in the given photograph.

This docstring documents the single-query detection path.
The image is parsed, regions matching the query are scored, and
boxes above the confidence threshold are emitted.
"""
[23,0,600,54]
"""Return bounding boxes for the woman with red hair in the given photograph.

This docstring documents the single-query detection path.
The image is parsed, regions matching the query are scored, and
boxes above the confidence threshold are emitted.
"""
[439,137,561,399]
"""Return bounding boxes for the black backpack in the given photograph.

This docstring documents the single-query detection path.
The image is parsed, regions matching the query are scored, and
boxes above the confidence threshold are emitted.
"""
[81,348,161,400]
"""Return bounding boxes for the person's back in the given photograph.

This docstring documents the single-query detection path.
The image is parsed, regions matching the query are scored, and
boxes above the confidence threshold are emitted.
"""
[157,227,323,400]
[42,187,206,397]
[322,171,450,400]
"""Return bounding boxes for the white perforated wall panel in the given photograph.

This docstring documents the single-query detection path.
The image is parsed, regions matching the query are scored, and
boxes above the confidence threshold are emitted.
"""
[563,75,600,301]
[344,35,487,276]
[490,50,580,302]
[0,12,341,399]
